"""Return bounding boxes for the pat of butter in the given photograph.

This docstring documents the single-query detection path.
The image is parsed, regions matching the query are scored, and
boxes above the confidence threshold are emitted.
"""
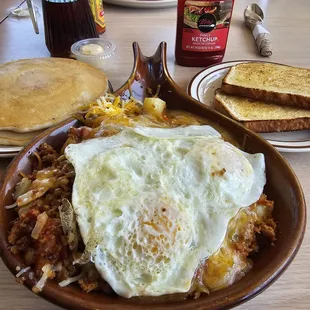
[80,44,104,56]
[11,8,31,17]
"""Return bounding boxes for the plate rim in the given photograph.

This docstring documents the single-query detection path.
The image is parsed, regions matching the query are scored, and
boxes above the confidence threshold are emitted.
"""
[187,60,310,153]
[0,146,22,151]
[0,146,22,157]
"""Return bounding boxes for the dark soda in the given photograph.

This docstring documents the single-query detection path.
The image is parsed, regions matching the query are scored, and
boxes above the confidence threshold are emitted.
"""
[42,0,98,58]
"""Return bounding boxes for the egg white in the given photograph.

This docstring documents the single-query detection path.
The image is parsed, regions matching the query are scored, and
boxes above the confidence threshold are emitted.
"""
[65,126,265,298]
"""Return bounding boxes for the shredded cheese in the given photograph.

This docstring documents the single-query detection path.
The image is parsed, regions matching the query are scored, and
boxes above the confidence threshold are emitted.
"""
[16,266,31,278]
[5,202,17,210]
[32,264,53,293]
[85,94,144,119]
[58,273,83,288]
[32,263,62,293]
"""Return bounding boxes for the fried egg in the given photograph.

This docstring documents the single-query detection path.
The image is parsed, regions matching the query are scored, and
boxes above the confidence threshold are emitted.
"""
[65,125,265,298]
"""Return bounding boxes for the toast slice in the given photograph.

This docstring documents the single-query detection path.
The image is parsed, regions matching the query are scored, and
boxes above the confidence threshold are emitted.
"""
[214,90,310,133]
[222,62,310,109]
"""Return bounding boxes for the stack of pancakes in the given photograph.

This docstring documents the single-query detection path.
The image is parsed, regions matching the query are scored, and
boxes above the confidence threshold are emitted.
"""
[0,58,108,146]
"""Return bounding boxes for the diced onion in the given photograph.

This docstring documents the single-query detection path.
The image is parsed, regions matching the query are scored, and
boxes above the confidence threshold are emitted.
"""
[13,178,32,200]
[32,178,56,188]
[16,266,31,278]
[58,273,83,288]
[16,173,57,207]
[17,188,49,207]
[31,212,48,239]
[5,202,17,210]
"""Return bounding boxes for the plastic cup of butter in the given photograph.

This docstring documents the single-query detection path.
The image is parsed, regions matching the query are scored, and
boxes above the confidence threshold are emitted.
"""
[71,38,116,72]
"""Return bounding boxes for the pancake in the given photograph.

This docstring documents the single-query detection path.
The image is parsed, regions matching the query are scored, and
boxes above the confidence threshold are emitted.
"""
[0,130,44,146]
[0,58,108,133]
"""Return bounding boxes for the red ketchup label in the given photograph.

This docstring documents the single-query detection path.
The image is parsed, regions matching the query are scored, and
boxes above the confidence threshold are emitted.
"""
[182,0,233,52]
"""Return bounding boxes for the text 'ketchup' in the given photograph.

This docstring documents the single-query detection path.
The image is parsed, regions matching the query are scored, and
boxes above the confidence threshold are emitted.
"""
[175,0,235,67]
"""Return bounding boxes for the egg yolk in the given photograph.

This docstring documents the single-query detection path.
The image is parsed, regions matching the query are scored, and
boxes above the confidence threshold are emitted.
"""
[128,207,182,265]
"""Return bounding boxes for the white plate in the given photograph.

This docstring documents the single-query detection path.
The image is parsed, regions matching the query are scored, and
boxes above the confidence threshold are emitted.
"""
[104,0,177,9]
[188,60,310,153]
[0,145,22,158]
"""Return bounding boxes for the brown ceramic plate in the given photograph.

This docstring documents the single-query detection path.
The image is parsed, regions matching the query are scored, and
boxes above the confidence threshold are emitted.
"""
[0,42,306,310]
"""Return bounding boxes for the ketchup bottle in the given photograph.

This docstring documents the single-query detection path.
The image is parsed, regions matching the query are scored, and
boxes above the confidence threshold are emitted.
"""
[175,0,235,67]
[89,0,106,34]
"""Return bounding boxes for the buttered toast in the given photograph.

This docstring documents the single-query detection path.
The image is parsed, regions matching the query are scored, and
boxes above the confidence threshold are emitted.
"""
[214,90,310,133]
[222,62,310,109]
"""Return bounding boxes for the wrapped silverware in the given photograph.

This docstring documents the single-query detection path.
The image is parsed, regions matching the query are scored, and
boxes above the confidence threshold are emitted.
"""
[244,3,272,57]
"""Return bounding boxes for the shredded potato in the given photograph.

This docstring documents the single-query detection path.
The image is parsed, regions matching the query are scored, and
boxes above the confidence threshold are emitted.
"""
[143,97,166,118]
[33,151,43,170]
[7,92,276,298]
